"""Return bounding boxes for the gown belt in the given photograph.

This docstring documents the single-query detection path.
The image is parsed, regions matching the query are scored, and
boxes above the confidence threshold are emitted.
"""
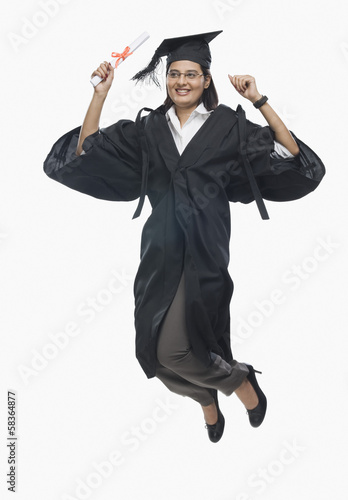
[236,104,270,220]
[132,107,153,219]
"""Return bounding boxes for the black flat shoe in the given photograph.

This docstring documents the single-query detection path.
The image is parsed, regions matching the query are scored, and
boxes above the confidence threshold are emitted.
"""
[205,389,225,443]
[244,364,267,428]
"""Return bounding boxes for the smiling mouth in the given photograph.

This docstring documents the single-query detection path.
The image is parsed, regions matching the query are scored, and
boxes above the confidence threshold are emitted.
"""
[175,89,191,95]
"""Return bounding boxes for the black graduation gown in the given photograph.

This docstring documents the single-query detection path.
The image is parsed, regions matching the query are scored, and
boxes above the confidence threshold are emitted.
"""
[43,103,325,378]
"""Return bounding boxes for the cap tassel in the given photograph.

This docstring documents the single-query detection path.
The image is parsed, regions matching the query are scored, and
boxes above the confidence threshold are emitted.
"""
[131,49,163,88]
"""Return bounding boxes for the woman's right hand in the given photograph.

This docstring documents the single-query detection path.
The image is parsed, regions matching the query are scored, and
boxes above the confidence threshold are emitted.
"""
[91,61,115,95]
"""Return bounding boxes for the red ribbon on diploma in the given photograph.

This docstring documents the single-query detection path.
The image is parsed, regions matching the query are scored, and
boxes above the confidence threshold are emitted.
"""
[111,46,134,69]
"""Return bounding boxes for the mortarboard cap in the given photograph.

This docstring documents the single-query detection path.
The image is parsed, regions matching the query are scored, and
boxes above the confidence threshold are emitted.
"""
[131,30,222,87]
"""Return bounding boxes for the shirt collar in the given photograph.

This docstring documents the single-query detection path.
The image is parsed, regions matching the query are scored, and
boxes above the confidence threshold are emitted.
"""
[166,103,213,124]
[193,102,214,116]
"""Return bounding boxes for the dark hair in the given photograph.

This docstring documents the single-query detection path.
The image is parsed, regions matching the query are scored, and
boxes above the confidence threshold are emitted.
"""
[162,63,219,113]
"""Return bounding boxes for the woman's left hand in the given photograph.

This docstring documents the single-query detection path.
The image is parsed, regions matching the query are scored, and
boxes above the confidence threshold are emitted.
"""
[228,74,262,103]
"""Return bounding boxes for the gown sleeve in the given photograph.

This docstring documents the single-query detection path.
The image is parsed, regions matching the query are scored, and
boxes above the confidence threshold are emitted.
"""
[43,119,142,202]
[226,112,325,206]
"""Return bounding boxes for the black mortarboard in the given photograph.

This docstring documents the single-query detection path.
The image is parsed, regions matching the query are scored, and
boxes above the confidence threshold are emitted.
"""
[131,30,223,87]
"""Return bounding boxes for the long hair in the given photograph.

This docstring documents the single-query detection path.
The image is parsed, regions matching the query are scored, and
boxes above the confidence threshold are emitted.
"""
[162,63,219,114]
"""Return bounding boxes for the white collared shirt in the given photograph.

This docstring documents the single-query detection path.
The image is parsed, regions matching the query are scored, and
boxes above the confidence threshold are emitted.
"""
[165,103,294,158]
[166,102,214,155]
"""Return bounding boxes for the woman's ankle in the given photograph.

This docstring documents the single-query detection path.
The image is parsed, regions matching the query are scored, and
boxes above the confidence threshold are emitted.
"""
[201,401,218,425]
[234,379,259,410]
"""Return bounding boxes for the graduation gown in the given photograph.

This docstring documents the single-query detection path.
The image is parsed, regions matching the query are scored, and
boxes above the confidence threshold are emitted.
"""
[43,103,325,378]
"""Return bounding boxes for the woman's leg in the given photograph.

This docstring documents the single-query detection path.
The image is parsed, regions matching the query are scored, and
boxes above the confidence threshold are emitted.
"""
[156,270,249,402]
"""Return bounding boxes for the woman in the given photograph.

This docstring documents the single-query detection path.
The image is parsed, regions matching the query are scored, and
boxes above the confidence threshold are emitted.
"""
[44,31,325,443]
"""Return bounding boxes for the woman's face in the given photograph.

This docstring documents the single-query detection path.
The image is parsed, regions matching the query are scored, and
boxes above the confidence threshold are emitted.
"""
[166,60,211,112]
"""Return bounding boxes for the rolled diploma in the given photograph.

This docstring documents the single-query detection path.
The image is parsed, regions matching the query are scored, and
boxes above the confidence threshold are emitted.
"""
[90,31,150,87]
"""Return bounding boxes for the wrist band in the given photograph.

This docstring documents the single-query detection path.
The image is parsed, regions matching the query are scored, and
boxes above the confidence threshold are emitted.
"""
[253,95,268,109]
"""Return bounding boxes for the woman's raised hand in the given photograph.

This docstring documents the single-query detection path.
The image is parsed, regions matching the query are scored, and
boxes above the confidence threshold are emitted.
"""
[228,74,262,104]
[91,61,115,95]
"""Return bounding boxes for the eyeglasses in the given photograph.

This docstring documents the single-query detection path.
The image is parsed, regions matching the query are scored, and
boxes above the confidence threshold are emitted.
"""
[167,71,204,80]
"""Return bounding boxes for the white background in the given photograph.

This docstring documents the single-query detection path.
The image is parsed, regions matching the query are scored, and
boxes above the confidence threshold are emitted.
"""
[1,0,348,499]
